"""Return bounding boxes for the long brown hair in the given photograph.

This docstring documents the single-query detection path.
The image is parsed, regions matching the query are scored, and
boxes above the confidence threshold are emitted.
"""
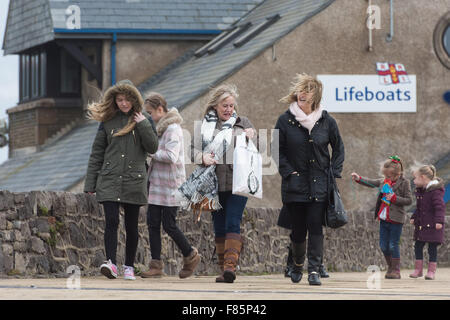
[144,92,168,112]
[87,80,144,137]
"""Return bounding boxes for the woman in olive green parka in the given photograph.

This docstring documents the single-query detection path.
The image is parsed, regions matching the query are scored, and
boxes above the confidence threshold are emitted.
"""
[84,80,158,280]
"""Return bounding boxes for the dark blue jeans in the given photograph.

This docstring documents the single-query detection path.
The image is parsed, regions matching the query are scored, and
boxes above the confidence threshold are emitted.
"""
[379,220,403,258]
[212,191,248,237]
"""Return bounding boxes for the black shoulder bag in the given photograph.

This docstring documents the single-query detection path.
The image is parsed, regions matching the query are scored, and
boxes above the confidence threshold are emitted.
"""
[323,167,348,228]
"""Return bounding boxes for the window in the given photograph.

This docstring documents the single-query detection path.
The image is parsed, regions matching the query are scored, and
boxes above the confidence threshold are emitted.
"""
[40,51,46,97]
[20,49,46,102]
[31,53,39,98]
[20,55,30,100]
[60,49,81,94]
[194,22,252,57]
[444,25,450,56]
[433,12,450,69]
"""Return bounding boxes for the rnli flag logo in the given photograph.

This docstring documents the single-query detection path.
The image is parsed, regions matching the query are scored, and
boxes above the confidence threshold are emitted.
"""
[376,62,410,85]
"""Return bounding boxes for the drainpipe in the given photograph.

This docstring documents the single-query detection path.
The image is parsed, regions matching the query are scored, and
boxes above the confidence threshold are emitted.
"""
[367,0,373,52]
[111,32,117,85]
[386,0,394,42]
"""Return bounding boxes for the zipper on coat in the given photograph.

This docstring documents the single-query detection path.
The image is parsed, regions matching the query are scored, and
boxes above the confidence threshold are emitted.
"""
[132,130,136,144]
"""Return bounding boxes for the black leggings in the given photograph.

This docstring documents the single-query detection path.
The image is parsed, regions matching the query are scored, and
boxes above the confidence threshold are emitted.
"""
[103,201,141,267]
[147,204,192,260]
[286,201,326,243]
[414,241,438,262]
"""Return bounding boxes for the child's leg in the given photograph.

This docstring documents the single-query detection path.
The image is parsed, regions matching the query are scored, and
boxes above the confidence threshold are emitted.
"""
[389,223,403,259]
[102,201,121,265]
[414,241,426,260]
[428,243,438,262]
[425,242,439,280]
[378,221,391,256]
[161,206,192,257]
[410,241,425,278]
[123,203,141,267]
[385,222,402,279]
[147,204,163,260]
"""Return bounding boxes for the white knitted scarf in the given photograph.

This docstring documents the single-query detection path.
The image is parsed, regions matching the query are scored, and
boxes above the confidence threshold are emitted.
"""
[289,102,324,133]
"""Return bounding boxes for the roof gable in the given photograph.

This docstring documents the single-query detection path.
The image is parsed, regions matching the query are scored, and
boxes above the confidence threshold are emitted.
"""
[3,0,264,55]
[2,0,54,55]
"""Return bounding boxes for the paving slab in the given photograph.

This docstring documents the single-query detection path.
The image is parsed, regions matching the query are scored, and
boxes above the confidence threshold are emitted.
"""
[1,268,450,300]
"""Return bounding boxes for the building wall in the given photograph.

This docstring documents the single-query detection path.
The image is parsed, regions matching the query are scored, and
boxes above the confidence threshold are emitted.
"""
[100,39,204,89]
[180,0,450,210]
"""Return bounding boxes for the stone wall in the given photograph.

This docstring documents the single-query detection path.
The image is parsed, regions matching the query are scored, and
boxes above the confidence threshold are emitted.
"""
[1,190,449,278]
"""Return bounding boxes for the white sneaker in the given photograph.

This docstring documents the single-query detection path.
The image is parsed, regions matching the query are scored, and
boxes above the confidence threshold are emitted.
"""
[124,265,136,280]
[100,259,118,279]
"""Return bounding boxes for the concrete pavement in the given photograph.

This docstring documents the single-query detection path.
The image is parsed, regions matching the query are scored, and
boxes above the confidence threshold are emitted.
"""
[1,268,450,300]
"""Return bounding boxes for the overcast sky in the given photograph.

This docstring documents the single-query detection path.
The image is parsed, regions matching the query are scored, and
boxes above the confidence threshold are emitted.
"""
[0,1,18,164]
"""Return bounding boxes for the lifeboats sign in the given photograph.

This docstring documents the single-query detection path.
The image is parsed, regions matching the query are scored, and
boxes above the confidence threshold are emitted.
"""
[317,72,416,113]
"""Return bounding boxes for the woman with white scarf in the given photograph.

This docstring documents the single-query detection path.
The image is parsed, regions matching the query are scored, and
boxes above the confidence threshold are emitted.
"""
[275,73,345,286]
[178,84,256,283]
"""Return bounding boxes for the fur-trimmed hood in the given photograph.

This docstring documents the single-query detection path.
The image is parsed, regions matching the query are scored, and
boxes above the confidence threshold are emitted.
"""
[156,108,183,137]
[104,79,144,113]
[424,177,445,192]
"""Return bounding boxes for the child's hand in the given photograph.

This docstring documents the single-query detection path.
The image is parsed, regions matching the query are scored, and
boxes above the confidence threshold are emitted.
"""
[436,223,443,230]
[351,172,360,181]
[385,193,394,201]
[410,219,414,225]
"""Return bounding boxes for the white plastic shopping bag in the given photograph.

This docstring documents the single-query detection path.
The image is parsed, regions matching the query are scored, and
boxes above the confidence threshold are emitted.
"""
[232,132,263,199]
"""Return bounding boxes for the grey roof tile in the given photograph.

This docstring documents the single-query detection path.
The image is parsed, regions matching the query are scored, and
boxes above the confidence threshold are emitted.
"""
[3,0,264,54]
[0,121,98,192]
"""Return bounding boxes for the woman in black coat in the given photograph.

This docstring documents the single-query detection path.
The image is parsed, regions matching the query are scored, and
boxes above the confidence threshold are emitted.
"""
[275,73,344,285]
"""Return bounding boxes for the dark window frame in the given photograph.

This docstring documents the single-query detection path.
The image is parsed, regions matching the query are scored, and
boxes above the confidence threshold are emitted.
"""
[19,48,46,103]
[433,11,450,69]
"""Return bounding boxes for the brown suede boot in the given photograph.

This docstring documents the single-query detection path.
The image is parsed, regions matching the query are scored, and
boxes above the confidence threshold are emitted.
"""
[179,247,201,279]
[384,254,393,279]
[141,260,164,278]
[215,237,225,283]
[223,233,242,283]
[386,258,401,279]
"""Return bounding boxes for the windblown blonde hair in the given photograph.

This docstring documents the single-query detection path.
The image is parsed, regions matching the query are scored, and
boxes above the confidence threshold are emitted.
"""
[203,84,239,116]
[87,80,144,137]
[280,73,323,111]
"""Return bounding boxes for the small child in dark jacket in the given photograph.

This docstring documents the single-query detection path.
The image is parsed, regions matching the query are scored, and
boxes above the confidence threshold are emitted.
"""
[409,164,446,280]
[351,156,413,279]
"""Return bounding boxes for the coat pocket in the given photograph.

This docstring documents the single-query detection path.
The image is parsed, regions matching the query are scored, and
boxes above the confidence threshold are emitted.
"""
[287,174,309,194]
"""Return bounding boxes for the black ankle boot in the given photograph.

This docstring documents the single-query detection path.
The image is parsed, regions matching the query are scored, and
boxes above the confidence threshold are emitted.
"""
[319,264,329,278]
[290,241,306,284]
[291,264,303,283]
[284,245,294,278]
[307,235,324,285]
[308,271,321,285]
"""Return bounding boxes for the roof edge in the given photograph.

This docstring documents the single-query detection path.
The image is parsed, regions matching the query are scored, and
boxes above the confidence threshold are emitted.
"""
[53,28,222,35]
[1,0,13,54]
